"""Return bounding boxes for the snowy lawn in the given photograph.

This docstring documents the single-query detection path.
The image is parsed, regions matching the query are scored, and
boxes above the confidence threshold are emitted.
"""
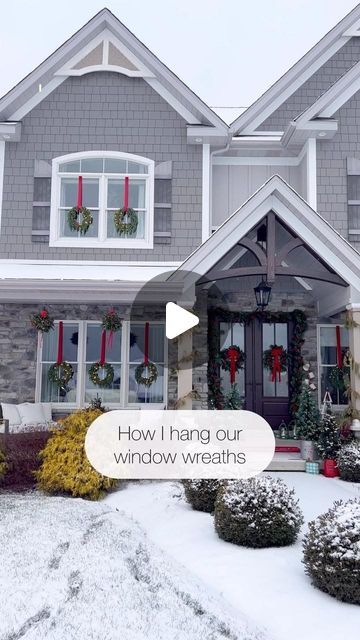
[0,492,267,640]
[106,474,360,640]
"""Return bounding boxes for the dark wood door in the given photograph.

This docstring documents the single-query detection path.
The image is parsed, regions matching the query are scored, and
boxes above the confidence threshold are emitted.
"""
[245,320,291,429]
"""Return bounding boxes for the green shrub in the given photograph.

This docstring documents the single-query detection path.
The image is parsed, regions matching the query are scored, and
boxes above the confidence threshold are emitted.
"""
[36,409,118,500]
[0,448,7,480]
[337,442,360,482]
[182,479,222,513]
[214,476,303,548]
[303,498,360,604]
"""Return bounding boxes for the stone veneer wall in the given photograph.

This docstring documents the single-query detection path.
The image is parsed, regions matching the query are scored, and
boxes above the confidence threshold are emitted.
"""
[192,290,319,410]
[0,303,177,408]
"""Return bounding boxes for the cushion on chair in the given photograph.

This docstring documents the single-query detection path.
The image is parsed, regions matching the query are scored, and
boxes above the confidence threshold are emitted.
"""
[1,403,22,426]
[41,403,53,422]
[18,403,46,425]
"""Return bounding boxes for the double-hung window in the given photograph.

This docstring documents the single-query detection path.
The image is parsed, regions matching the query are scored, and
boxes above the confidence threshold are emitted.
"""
[50,152,154,248]
[318,325,349,408]
[36,321,166,409]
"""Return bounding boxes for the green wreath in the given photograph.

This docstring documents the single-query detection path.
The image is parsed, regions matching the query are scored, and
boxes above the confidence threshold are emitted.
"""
[89,362,114,388]
[114,208,138,236]
[328,365,350,391]
[135,361,158,387]
[217,345,246,372]
[263,345,288,372]
[48,361,74,388]
[67,206,93,235]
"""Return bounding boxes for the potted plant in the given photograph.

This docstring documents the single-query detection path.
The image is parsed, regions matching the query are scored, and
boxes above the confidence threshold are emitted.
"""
[295,381,321,461]
[316,405,341,477]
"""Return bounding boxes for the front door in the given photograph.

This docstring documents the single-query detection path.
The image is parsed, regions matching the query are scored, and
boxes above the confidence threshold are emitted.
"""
[218,319,291,428]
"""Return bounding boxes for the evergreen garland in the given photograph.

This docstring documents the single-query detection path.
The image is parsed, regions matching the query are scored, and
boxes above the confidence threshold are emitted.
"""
[208,308,307,412]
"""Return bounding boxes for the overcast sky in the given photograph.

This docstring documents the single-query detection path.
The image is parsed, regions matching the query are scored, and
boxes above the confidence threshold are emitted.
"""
[0,0,359,107]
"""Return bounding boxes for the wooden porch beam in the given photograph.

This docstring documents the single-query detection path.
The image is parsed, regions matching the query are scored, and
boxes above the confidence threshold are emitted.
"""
[276,237,304,265]
[238,237,267,266]
[199,265,347,286]
[266,211,276,283]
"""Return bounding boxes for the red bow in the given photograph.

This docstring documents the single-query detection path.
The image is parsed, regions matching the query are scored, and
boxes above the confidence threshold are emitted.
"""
[271,346,283,382]
[227,347,238,384]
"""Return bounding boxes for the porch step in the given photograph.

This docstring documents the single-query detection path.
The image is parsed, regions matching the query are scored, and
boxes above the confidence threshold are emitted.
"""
[266,458,306,471]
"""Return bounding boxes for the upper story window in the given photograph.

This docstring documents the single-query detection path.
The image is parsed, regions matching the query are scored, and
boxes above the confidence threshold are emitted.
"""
[49,152,154,248]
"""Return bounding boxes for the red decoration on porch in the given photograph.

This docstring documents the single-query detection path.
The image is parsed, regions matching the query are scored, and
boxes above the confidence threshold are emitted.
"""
[100,329,106,366]
[56,321,64,364]
[271,346,284,382]
[77,175,83,208]
[101,308,122,348]
[335,325,342,368]
[124,176,129,211]
[144,321,150,366]
[135,322,158,387]
[30,307,54,333]
[113,176,138,235]
[228,347,239,384]
[323,458,340,478]
[88,329,114,388]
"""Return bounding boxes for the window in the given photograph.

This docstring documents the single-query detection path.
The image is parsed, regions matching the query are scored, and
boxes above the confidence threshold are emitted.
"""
[318,325,349,407]
[37,321,166,408]
[50,152,154,248]
[347,175,360,235]
[262,323,288,398]
[219,322,245,399]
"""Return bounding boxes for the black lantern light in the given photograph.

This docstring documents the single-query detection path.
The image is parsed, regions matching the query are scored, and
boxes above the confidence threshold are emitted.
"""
[254,279,272,310]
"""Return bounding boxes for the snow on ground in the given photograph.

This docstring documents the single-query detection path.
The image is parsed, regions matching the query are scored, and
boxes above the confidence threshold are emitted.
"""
[106,474,360,640]
[0,492,267,640]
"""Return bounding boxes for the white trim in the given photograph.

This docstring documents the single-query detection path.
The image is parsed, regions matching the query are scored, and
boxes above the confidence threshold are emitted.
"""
[305,138,317,209]
[146,79,201,124]
[201,144,211,242]
[36,319,167,410]
[229,5,360,134]
[0,141,4,234]
[213,156,301,166]
[49,151,154,249]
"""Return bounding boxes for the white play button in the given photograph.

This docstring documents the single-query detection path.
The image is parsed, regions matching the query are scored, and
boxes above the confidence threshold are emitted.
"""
[166,302,199,339]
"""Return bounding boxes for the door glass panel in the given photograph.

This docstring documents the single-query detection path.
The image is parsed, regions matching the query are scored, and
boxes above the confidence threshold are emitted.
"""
[262,322,288,398]
[219,322,245,399]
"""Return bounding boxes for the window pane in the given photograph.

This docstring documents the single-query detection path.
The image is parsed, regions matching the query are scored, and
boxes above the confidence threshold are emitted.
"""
[60,210,99,238]
[104,158,127,173]
[86,323,121,362]
[129,324,164,363]
[59,161,80,173]
[128,161,147,174]
[41,364,78,403]
[320,366,349,406]
[129,364,164,404]
[42,323,79,362]
[85,364,121,404]
[81,158,104,173]
[219,323,245,398]
[60,178,99,208]
[263,323,288,398]
[107,179,146,209]
[347,175,360,200]
[107,211,145,239]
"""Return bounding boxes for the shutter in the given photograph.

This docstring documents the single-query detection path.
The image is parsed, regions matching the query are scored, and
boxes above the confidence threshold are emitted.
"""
[32,165,51,243]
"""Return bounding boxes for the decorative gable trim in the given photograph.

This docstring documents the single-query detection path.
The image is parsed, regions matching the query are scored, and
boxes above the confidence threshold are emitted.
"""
[229,4,360,135]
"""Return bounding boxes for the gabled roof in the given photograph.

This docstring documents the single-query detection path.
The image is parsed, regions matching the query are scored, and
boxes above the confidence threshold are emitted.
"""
[0,8,227,132]
[171,175,360,299]
[229,4,360,135]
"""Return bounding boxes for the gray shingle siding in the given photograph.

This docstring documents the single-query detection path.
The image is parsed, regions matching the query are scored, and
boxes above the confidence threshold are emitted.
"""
[1,71,202,261]
[258,38,360,131]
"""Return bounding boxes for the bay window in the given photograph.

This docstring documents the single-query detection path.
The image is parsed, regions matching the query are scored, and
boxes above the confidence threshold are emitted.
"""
[50,152,154,248]
[36,321,166,408]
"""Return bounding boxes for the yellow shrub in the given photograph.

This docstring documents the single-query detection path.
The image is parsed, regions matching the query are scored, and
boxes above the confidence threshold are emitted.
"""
[0,448,7,480]
[36,409,118,500]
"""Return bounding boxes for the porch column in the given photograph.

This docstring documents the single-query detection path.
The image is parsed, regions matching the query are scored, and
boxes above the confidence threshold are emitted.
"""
[347,305,360,412]
[177,329,193,409]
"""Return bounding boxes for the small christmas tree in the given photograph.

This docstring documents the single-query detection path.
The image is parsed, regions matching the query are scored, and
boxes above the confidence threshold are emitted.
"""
[224,383,243,410]
[295,382,321,441]
[317,404,341,460]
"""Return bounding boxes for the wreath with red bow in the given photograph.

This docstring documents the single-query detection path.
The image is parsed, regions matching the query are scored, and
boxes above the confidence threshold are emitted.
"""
[263,345,288,382]
[217,345,246,373]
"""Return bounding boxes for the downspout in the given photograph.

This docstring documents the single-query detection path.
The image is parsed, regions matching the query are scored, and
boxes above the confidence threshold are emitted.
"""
[208,132,233,237]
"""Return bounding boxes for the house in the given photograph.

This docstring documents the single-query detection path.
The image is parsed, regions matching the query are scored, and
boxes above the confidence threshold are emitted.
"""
[1,6,360,431]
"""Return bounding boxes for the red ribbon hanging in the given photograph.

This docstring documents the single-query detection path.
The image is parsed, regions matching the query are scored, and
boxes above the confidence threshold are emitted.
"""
[124,176,129,211]
[335,325,342,368]
[100,329,106,366]
[56,321,64,365]
[144,322,149,365]
[227,347,238,384]
[271,346,283,382]
[77,176,83,209]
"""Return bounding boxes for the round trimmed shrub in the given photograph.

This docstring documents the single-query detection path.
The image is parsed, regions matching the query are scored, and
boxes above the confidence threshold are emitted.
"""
[337,442,360,482]
[303,498,360,604]
[214,476,303,548]
[182,479,222,513]
[36,409,119,500]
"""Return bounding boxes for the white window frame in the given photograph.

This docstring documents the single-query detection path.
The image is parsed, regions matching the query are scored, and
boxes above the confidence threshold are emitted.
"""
[35,320,167,410]
[49,151,154,249]
[317,323,349,410]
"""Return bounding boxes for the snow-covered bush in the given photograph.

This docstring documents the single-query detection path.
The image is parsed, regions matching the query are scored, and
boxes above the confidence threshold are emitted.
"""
[303,498,360,604]
[214,476,303,548]
[36,409,119,500]
[337,442,360,482]
[182,479,222,513]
